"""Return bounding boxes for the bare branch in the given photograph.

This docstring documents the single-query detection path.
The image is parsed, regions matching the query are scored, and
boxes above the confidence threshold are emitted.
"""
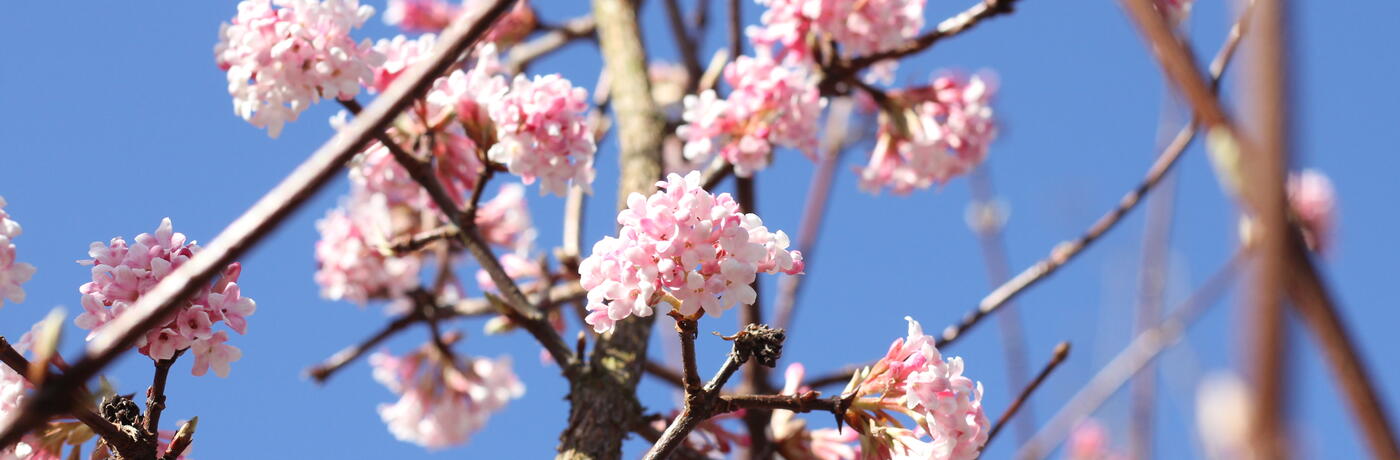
[983,342,1070,450]
[1017,254,1241,460]
[0,338,140,458]
[0,1,522,448]
[506,15,597,74]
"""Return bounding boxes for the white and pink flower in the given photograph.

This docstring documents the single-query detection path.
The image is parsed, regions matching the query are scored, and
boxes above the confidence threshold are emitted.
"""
[0,197,35,307]
[370,345,524,449]
[578,171,804,333]
[860,74,998,194]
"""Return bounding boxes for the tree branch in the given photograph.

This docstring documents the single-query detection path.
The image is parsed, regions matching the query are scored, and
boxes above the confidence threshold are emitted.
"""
[506,15,597,74]
[1016,254,1241,460]
[142,349,184,450]
[824,0,1022,86]
[0,338,141,458]
[983,341,1070,451]
[0,1,519,448]
[558,0,668,457]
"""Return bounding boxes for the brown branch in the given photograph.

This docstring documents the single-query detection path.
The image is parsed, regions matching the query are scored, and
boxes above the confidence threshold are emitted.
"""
[0,338,139,458]
[734,174,775,459]
[305,281,587,383]
[384,225,460,255]
[336,98,579,377]
[727,0,743,60]
[700,156,734,191]
[506,15,597,74]
[825,0,1021,85]
[645,324,786,460]
[984,341,1070,450]
[632,417,711,460]
[559,0,668,457]
[142,349,184,449]
[1017,254,1241,460]
[806,0,1251,392]
[643,359,686,389]
[1285,237,1400,459]
[662,0,703,87]
[0,2,523,448]
[1241,0,1290,457]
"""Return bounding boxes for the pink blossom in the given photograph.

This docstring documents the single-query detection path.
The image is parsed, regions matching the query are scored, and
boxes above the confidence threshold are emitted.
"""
[475,252,543,292]
[370,34,437,93]
[370,346,524,449]
[677,53,824,177]
[386,0,535,45]
[844,317,988,460]
[487,74,598,196]
[578,171,804,333]
[0,198,35,307]
[214,0,383,138]
[75,219,254,375]
[426,46,509,144]
[1288,169,1336,253]
[191,331,243,378]
[474,184,535,251]
[860,74,998,194]
[749,0,925,70]
[314,196,423,304]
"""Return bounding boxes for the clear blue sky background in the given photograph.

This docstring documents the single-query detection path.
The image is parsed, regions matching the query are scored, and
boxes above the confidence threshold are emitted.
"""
[1,1,1397,458]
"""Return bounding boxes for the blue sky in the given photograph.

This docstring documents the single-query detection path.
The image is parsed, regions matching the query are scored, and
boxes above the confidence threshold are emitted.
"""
[1,0,1397,458]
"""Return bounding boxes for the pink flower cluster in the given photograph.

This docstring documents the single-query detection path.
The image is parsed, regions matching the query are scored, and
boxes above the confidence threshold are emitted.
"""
[74,219,251,377]
[0,198,35,307]
[215,0,383,138]
[1068,420,1126,460]
[314,195,424,305]
[860,74,998,194]
[1288,169,1336,253]
[749,0,927,65]
[370,33,438,93]
[579,171,804,333]
[677,53,824,177]
[846,317,988,460]
[385,0,536,45]
[487,74,598,196]
[370,346,524,449]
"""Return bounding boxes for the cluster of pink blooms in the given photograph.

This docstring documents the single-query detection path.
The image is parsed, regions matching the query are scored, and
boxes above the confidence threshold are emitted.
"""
[370,33,438,93]
[0,198,35,307]
[748,0,926,66]
[678,53,824,177]
[771,363,860,459]
[487,74,598,196]
[314,194,424,305]
[860,74,998,194]
[578,171,804,333]
[215,0,383,138]
[1287,169,1336,253]
[74,219,251,377]
[369,345,524,448]
[843,317,988,460]
[385,0,536,45]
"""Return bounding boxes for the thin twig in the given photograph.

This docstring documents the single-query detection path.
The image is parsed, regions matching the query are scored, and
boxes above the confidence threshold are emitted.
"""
[305,281,587,383]
[984,342,1070,450]
[728,0,743,60]
[506,15,597,74]
[142,349,184,448]
[1016,254,1241,460]
[0,338,139,457]
[826,0,1021,85]
[0,1,519,448]
[662,0,703,85]
[644,359,686,389]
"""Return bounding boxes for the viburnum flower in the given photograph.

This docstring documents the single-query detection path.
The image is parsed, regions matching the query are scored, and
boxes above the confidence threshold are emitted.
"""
[677,53,824,177]
[840,317,988,460]
[370,33,438,93]
[860,74,998,194]
[314,193,424,305]
[1288,169,1336,253]
[214,0,383,138]
[386,0,536,46]
[75,219,253,376]
[370,344,524,449]
[578,171,804,333]
[0,197,36,307]
[487,73,598,196]
[748,0,925,77]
